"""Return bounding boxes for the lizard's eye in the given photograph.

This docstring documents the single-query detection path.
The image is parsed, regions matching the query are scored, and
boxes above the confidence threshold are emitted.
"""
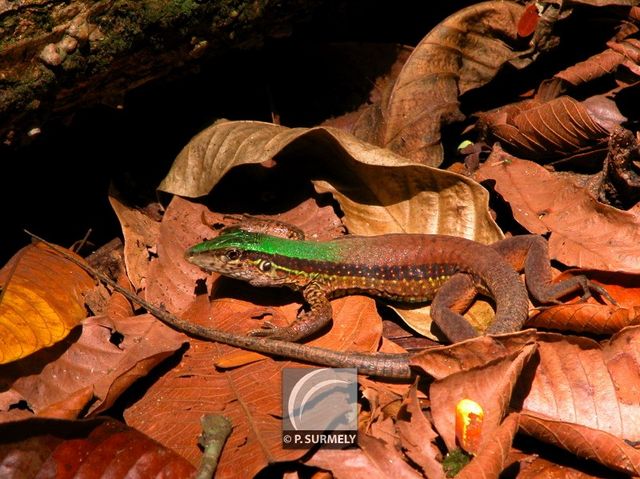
[259,261,272,272]
[225,249,240,261]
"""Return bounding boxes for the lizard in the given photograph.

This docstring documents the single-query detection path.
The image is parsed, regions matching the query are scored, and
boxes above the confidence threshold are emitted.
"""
[27,227,612,380]
[185,216,612,346]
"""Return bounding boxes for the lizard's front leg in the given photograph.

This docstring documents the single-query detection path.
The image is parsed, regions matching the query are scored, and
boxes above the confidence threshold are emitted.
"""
[249,281,333,341]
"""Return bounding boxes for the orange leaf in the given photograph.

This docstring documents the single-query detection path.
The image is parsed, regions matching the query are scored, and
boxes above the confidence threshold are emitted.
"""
[0,243,94,364]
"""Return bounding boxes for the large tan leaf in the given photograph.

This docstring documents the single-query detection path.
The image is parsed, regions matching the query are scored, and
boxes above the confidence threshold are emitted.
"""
[476,150,640,272]
[380,1,529,165]
[159,120,502,241]
[125,294,384,472]
[0,243,95,364]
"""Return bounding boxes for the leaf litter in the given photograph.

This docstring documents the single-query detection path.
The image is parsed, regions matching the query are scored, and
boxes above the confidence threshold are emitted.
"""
[2,1,640,477]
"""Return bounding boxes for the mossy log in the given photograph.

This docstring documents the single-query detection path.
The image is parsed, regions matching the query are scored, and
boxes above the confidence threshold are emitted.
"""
[0,0,321,147]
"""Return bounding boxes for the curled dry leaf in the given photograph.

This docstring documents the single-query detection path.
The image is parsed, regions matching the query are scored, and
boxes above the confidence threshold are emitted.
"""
[476,96,609,160]
[396,383,444,479]
[0,243,95,364]
[521,329,640,443]
[159,120,502,241]
[125,294,383,471]
[409,330,538,380]
[528,302,640,334]
[108,194,162,290]
[429,342,536,451]
[519,414,640,475]
[380,1,530,165]
[476,151,640,273]
[0,417,195,478]
[456,413,519,479]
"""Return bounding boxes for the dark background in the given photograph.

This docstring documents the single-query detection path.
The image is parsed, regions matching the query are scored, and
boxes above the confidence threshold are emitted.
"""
[0,0,616,264]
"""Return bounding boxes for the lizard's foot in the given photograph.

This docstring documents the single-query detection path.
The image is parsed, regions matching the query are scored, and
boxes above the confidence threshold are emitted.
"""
[574,277,617,305]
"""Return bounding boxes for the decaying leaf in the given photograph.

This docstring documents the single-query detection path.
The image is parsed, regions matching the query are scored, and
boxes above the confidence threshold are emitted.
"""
[396,383,444,479]
[476,150,640,273]
[0,243,95,364]
[306,434,424,479]
[456,413,519,479]
[108,194,162,291]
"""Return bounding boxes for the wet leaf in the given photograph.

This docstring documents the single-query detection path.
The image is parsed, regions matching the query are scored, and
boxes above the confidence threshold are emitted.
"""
[0,243,95,364]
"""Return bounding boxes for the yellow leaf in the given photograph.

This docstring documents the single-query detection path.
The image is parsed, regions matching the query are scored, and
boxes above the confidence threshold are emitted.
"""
[0,243,95,364]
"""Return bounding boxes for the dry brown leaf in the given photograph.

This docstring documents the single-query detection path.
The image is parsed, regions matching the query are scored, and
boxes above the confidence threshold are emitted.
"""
[519,414,640,475]
[507,450,611,479]
[305,434,423,479]
[476,150,640,273]
[456,413,519,479]
[0,417,195,477]
[380,1,530,165]
[477,96,609,160]
[528,302,640,334]
[409,330,538,380]
[0,243,95,364]
[396,383,444,479]
[429,343,536,451]
[108,194,162,290]
[528,270,640,334]
[124,293,383,471]
[0,313,184,421]
[158,120,503,242]
[520,329,640,443]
